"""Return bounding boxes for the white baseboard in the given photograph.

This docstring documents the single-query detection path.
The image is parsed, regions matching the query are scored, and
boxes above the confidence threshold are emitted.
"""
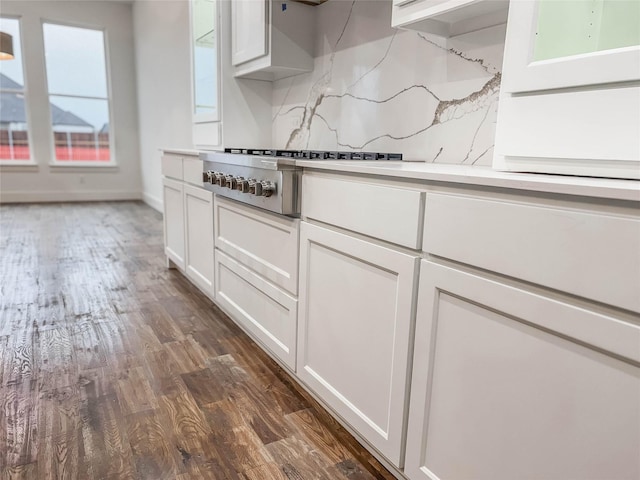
[142,191,163,212]
[0,190,142,204]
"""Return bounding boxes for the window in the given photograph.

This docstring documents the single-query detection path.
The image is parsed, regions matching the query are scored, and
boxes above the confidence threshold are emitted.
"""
[0,17,31,162]
[43,23,111,163]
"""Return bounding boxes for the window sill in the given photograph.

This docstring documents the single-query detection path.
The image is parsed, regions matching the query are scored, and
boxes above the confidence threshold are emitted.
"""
[49,162,119,172]
[0,161,39,172]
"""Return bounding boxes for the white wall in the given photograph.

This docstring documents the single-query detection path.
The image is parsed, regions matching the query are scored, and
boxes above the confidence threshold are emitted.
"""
[133,0,193,212]
[0,1,142,203]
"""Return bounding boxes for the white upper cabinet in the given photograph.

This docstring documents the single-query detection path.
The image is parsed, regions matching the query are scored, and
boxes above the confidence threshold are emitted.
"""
[231,0,315,81]
[231,0,268,66]
[190,0,221,148]
[392,0,509,37]
[494,0,640,179]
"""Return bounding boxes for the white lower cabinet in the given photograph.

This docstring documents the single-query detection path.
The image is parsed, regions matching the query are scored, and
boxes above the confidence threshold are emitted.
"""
[212,196,300,371]
[162,177,185,270]
[297,221,419,467]
[162,152,215,300]
[405,260,640,480]
[184,184,215,298]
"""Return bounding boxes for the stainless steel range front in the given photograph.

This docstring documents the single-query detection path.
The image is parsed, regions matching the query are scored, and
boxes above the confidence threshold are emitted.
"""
[200,151,302,216]
[201,148,402,217]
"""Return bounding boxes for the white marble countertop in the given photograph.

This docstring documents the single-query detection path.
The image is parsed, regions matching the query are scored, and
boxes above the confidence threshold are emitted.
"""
[295,160,640,202]
[160,148,201,156]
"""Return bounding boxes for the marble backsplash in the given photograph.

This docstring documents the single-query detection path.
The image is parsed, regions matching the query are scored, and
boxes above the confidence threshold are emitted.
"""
[272,0,506,164]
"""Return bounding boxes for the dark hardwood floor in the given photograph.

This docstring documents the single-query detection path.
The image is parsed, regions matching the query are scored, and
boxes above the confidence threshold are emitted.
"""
[0,201,396,480]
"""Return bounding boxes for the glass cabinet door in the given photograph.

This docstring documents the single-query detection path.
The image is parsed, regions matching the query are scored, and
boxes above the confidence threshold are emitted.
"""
[494,0,640,179]
[502,0,640,93]
[191,0,219,123]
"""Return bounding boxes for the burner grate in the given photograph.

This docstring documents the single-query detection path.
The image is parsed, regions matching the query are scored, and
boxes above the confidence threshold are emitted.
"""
[224,148,402,161]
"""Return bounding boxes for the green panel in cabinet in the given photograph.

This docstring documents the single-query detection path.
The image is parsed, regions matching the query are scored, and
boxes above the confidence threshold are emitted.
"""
[533,0,640,62]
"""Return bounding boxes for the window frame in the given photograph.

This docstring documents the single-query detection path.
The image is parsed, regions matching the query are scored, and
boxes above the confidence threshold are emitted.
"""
[41,19,116,167]
[0,14,36,166]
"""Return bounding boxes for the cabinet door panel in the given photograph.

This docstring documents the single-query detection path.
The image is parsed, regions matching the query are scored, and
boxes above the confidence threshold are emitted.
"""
[231,0,268,66]
[405,260,640,480]
[163,177,185,269]
[297,222,418,466]
[184,184,214,298]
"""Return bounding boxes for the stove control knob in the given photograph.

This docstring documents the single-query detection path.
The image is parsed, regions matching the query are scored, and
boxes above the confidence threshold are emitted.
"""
[236,177,250,193]
[253,181,263,197]
[225,175,237,189]
[260,181,276,198]
[248,179,258,195]
[214,172,226,187]
[204,171,214,183]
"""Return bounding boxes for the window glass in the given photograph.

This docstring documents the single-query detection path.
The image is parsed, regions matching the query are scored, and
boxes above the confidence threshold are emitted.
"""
[192,0,218,116]
[0,17,31,161]
[43,23,107,97]
[43,23,111,162]
[50,96,109,161]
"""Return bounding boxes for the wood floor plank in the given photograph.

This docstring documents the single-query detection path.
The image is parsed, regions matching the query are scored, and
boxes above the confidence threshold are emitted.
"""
[116,366,159,416]
[1,462,38,480]
[242,462,288,480]
[71,322,108,371]
[1,381,39,468]
[143,348,188,398]
[140,303,184,344]
[37,432,80,480]
[3,328,37,388]
[0,202,395,480]
[158,391,210,446]
[266,435,342,480]
[163,337,209,374]
[181,368,225,407]
[125,411,183,480]
[37,385,79,441]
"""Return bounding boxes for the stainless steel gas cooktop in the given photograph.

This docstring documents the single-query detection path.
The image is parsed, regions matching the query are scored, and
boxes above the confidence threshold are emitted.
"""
[223,148,402,161]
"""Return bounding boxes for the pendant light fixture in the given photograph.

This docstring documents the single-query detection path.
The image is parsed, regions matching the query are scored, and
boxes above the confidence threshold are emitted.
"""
[0,31,15,60]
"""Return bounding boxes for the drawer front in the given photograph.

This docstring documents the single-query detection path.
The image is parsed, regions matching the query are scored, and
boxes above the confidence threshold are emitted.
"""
[161,154,183,180]
[183,157,204,186]
[423,192,640,313]
[302,173,424,249]
[214,196,299,294]
[215,250,297,370]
